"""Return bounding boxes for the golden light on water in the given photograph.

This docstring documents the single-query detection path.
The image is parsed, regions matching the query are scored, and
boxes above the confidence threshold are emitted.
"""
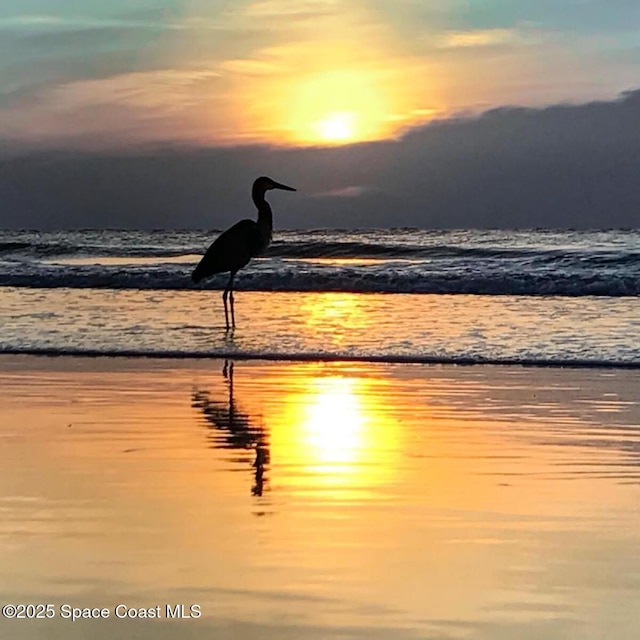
[300,293,372,347]
[269,366,401,494]
[300,377,367,472]
[5,359,640,636]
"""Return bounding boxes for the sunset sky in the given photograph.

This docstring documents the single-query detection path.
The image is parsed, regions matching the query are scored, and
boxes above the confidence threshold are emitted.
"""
[1,1,640,228]
[1,0,639,149]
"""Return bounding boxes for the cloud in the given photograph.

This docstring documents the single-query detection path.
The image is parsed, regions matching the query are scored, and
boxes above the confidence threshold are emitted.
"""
[0,11,249,36]
[0,18,179,110]
[0,68,228,147]
[244,0,339,18]
[0,13,189,32]
[312,186,370,198]
[435,27,544,49]
[220,58,287,76]
[0,15,65,28]
[2,88,640,230]
[0,7,263,115]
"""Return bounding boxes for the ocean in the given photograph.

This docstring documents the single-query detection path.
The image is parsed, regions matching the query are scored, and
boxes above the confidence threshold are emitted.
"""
[1,228,638,366]
[2,228,640,640]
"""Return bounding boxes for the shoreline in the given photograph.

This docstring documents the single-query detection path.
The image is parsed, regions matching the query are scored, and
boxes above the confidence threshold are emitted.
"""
[1,348,639,370]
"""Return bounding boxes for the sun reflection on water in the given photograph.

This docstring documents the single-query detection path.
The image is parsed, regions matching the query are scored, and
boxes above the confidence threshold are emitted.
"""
[269,365,400,497]
[300,377,367,472]
[190,359,403,501]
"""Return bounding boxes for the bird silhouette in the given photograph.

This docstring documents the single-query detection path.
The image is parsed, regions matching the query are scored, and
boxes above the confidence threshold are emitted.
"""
[192,176,296,330]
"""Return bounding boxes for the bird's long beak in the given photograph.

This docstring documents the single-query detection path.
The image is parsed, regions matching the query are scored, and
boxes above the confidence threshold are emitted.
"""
[272,180,296,192]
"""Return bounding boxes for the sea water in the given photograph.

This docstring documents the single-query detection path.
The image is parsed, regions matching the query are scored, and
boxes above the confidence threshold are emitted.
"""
[0,228,639,365]
[1,228,640,639]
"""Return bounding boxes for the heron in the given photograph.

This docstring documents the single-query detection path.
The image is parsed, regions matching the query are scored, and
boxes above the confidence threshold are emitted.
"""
[191,176,296,330]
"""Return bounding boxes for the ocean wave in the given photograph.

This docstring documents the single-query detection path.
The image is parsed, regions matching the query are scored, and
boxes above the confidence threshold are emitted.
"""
[1,265,638,296]
[0,241,32,254]
[2,229,640,266]
[266,240,543,259]
[4,237,609,263]
[1,230,639,297]
[0,237,536,260]
[0,241,198,259]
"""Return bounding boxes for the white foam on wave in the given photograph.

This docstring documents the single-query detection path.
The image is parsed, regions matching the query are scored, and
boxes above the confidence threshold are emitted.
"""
[1,266,638,296]
[2,346,639,369]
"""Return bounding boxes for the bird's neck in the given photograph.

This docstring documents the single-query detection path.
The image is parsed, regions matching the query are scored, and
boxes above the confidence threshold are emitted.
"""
[252,189,273,234]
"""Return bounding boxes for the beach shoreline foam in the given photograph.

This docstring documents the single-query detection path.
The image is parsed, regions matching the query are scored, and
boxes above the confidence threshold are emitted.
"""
[1,348,639,369]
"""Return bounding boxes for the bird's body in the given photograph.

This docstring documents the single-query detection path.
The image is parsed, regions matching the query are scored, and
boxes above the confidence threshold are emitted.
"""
[191,176,296,330]
[191,218,268,283]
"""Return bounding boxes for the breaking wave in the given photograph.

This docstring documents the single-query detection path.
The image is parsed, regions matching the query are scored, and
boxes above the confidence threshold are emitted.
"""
[1,228,639,297]
[1,264,638,296]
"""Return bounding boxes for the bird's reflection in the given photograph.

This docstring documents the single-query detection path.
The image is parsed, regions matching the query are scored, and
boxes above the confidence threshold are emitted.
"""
[192,360,269,496]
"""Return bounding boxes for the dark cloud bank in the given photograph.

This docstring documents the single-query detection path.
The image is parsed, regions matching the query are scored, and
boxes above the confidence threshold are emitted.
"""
[1,89,639,229]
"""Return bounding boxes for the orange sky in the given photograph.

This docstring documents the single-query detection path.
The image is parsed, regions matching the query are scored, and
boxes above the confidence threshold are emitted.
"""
[1,0,639,149]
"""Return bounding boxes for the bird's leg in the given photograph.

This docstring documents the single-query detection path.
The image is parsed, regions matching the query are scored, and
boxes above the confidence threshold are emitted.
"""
[229,272,236,328]
[223,272,236,331]
[222,291,229,330]
[222,286,230,331]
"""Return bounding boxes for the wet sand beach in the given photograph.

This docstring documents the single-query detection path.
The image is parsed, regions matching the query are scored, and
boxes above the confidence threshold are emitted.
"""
[1,355,640,639]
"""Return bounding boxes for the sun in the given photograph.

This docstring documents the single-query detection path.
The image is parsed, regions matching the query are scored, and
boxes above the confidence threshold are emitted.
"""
[282,70,393,145]
[316,112,356,142]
